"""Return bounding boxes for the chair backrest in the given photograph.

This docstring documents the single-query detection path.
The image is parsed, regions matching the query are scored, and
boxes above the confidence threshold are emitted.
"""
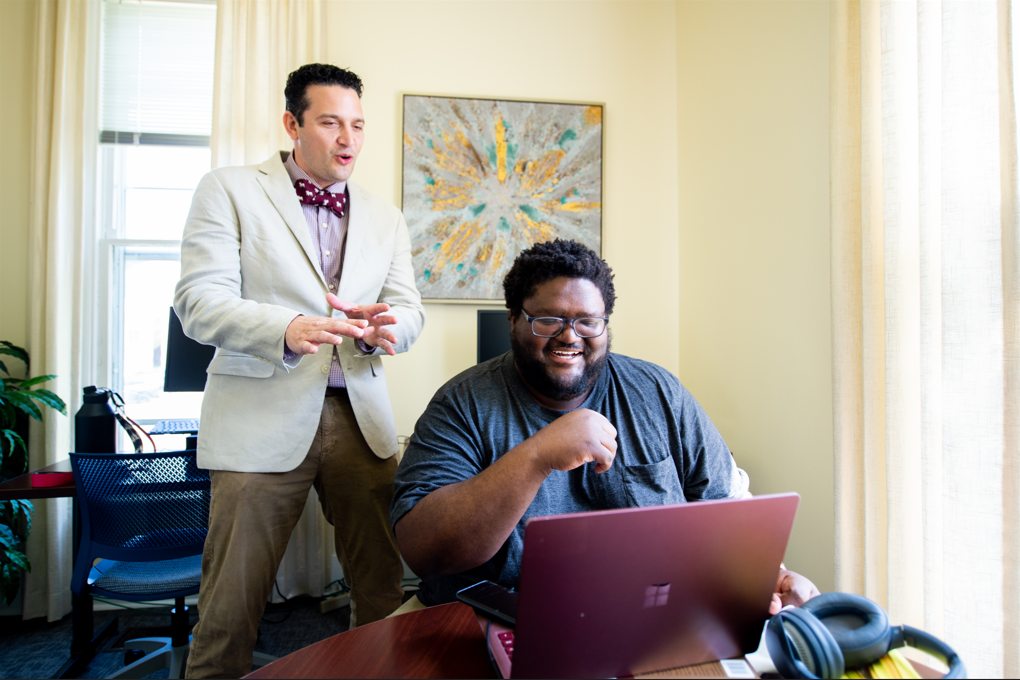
[70,450,210,586]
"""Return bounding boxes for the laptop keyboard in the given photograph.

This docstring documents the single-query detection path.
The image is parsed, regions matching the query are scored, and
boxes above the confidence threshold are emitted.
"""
[149,419,200,435]
[497,631,514,659]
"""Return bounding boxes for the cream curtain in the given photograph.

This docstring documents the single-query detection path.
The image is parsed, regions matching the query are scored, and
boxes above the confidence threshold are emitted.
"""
[212,0,323,168]
[23,0,99,622]
[832,1,1020,676]
[211,0,336,601]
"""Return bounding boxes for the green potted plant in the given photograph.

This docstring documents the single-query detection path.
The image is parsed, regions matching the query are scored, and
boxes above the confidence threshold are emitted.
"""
[0,341,67,606]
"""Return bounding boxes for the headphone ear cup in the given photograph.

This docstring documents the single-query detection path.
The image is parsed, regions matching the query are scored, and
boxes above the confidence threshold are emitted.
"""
[801,593,891,669]
[767,608,845,679]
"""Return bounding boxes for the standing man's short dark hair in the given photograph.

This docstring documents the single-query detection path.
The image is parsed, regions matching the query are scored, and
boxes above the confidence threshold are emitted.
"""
[177,63,424,679]
[285,63,364,125]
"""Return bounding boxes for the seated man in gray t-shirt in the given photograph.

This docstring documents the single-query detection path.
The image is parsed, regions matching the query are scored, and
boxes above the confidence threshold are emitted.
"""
[390,239,818,611]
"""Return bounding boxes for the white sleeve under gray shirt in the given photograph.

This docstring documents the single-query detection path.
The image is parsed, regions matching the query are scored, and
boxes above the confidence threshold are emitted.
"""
[391,351,747,606]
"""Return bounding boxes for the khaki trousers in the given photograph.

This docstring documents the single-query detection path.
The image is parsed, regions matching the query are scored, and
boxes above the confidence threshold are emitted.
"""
[185,391,403,679]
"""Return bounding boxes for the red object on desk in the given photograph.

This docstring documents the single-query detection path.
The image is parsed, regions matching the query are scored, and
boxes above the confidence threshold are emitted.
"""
[31,471,74,487]
[0,459,76,501]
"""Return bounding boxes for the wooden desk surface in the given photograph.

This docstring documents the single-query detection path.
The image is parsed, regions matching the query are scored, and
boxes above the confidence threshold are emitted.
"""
[244,602,496,679]
[0,459,74,501]
[242,600,949,680]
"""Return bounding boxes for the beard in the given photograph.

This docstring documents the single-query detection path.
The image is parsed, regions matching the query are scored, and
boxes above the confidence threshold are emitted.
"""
[511,329,611,404]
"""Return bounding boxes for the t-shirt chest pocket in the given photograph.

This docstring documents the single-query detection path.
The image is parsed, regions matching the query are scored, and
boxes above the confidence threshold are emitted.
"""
[621,457,685,507]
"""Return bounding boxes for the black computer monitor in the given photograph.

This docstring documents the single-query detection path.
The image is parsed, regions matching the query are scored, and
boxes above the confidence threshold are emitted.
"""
[478,309,512,364]
[164,308,215,392]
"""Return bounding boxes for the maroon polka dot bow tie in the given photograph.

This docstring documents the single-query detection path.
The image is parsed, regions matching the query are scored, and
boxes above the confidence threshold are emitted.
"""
[294,178,348,217]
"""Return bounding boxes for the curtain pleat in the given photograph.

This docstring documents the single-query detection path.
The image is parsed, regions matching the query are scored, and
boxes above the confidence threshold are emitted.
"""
[916,0,945,645]
[23,0,96,622]
[832,0,866,599]
[999,1,1020,674]
[941,3,1005,674]
[832,1,1020,675]
[212,0,323,168]
[881,0,925,628]
[860,0,889,608]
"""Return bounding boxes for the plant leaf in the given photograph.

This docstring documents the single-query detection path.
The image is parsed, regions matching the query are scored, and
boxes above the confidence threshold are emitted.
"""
[0,361,6,377]
[0,524,15,551]
[27,389,67,416]
[20,375,56,388]
[1,563,20,606]
[0,344,29,369]
[0,402,16,430]
[3,392,42,422]
[4,549,30,572]
[16,501,32,540]
[2,430,26,456]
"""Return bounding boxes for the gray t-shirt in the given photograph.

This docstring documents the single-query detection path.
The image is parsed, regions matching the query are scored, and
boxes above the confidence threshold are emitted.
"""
[391,351,740,606]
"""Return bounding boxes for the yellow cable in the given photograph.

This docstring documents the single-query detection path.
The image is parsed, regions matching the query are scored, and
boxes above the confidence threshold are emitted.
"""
[840,650,920,680]
[887,649,921,679]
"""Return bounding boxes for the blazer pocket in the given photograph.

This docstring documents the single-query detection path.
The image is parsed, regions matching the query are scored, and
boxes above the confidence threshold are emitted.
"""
[621,457,685,507]
[207,352,275,378]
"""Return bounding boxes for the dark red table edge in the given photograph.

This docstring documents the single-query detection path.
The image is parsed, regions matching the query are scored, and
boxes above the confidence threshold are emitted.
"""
[244,602,496,679]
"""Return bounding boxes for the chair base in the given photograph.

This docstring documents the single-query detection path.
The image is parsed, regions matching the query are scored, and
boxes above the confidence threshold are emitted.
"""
[110,637,189,680]
[111,637,278,679]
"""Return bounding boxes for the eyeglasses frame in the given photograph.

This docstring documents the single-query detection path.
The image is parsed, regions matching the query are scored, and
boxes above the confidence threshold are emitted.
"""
[520,310,610,338]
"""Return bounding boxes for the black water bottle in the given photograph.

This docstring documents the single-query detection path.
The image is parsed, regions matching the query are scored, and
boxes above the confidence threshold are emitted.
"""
[75,386,116,453]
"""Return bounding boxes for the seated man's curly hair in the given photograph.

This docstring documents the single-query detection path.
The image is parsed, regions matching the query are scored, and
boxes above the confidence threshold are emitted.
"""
[502,239,616,316]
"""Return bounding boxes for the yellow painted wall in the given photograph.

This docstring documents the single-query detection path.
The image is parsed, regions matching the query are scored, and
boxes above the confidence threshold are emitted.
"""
[324,0,681,438]
[676,0,834,591]
[0,0,35,353]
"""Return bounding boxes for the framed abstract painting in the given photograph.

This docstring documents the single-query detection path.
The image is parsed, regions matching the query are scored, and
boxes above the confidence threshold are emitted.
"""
[402,94,603,301]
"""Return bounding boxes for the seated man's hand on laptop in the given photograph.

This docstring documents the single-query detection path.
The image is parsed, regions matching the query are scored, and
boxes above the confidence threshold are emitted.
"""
[769,568,821,615]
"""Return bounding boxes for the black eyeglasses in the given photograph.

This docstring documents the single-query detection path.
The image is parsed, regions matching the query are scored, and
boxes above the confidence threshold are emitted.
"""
[521,310,609,338]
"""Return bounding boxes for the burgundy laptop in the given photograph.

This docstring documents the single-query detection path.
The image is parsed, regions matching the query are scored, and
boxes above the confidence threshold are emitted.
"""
[490,493,799,679]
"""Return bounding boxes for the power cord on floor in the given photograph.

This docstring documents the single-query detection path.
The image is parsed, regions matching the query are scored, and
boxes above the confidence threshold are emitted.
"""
[259,577,420,624]
[260,578,353,624]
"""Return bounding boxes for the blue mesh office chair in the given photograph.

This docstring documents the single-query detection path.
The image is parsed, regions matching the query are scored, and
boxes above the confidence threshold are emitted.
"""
[70,450,209,679]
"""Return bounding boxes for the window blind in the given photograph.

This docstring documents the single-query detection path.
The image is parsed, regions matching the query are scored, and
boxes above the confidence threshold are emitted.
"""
[101,0,216,144]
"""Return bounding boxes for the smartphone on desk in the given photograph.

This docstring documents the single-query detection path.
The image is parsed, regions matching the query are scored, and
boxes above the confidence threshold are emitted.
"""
[456,580,518,626]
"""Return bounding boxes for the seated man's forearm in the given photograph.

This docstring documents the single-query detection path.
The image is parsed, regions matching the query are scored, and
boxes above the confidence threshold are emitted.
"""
[395,439,550,579]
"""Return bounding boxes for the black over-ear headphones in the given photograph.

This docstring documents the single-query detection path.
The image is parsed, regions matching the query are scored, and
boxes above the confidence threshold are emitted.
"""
[766,592,966,679]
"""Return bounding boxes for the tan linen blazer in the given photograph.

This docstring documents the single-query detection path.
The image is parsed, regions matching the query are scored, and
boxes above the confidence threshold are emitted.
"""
[174,152,425,472]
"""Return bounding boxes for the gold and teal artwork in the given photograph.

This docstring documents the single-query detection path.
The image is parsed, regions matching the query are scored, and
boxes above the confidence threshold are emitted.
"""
[402,95,603,300]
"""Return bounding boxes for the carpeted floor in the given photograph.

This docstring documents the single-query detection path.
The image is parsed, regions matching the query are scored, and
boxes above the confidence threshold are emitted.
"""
[0,595,354,679]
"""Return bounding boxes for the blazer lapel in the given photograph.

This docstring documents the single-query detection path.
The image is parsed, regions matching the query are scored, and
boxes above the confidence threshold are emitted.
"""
[256,153,326,287]
[338,180,368,299]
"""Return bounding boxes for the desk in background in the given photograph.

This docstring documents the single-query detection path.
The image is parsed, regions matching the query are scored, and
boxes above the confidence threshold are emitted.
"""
[0,459,75,501]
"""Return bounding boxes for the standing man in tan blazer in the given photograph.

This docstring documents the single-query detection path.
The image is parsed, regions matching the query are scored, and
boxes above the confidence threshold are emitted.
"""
[174,64,425,679]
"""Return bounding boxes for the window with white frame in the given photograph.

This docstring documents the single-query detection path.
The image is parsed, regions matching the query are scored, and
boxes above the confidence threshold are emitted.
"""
[97,0,215,431]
